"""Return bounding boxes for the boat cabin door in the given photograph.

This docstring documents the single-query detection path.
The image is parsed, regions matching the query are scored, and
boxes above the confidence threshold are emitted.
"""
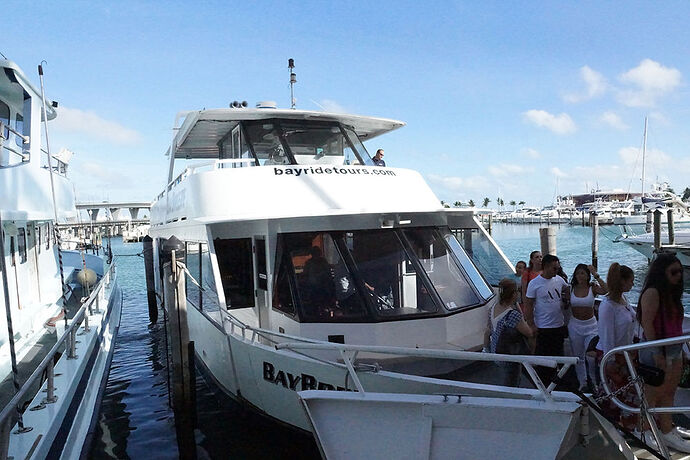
[253,236,269,328]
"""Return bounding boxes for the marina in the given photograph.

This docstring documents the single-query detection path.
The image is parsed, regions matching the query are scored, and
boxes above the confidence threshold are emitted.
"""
[7,3,690,459]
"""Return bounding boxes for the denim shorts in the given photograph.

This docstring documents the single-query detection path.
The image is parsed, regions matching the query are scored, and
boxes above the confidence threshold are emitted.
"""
[638,343,684,367]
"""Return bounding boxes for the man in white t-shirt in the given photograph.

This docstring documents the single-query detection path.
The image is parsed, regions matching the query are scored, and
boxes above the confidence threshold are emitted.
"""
[524,254,569,384]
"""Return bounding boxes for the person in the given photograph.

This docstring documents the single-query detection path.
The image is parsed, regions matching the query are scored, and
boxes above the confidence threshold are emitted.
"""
[524,254,569,385]
[637,254,690,452]
[595,262,637,430]
[568,263,608,391]
[487,278,534,386]
[520,251,542,311]
[372,149,386,167]
[302,246,334,314]
[514,260,527,304]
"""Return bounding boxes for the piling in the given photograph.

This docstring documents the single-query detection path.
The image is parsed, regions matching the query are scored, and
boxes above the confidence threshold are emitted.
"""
[591,212,599,271]
[143,236,158,323]
[667,209,675,245]
[646,210,653,234]
[162,236,196,459]
[487,214,493,235]
[581,210,585,227]
[539,227,557,256]
[653,210,662,251]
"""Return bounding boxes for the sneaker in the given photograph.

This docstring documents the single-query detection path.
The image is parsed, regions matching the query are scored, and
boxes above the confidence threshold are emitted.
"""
[675,425,690,439]
[663,429,690,453]
[632,430,659,451]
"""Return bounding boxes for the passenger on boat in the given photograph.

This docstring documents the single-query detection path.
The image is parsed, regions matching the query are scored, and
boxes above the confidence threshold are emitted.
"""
[487,278,534,387]
[524,254,568,385]
[302,246,335,315]
[520,251,542,311]
[514,260,526,303]
[595,263,637,430]
[568,263,608,391]
[637,254,690,451]
[372,148,386,167]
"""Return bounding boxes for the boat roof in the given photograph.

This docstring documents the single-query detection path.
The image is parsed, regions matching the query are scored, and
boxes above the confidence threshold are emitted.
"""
[172,108,405,159]
[0,59,57,120]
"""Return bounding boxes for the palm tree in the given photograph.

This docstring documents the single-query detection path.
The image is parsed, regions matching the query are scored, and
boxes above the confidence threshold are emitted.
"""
[468,199,475,207]
[518,200,526,206]
[453,201,462,208]
[483,197,490,208]
[510,200,516,210]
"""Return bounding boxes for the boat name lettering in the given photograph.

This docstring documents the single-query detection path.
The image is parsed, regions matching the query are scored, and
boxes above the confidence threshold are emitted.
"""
[274,167,396,177]
[263,361,350,392]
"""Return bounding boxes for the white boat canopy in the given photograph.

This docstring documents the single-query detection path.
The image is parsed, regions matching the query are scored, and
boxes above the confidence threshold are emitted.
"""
[172,108,405,159]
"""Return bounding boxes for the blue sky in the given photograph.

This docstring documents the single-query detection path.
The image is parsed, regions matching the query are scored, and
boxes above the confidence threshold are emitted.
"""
[5,1,690,206]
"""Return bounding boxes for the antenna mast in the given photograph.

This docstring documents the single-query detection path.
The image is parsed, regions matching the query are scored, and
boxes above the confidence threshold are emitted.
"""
[641,116,648,196]
[288,58,296,109]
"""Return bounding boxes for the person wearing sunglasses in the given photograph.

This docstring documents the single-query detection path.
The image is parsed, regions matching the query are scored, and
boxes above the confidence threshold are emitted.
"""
[637,253,690,452]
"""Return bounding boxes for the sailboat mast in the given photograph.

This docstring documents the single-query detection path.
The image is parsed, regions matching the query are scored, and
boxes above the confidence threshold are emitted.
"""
[641,116,648,196]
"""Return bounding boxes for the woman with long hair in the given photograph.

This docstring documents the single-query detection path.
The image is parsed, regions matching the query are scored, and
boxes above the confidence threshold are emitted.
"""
[568,263,607,390]
[595,262,636,429]
[520,251,542,311]
[487,278,534,386]
[637,253,690,452]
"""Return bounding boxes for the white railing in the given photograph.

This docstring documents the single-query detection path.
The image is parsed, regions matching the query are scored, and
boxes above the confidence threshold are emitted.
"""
[0,121,29,166]
[219,308,577,402]
[0,263,116,441]
[599,334,690,459]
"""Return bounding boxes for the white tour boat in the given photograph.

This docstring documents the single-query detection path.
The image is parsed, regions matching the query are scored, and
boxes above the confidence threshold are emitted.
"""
[149,102,631,458]
[0,59,122,459]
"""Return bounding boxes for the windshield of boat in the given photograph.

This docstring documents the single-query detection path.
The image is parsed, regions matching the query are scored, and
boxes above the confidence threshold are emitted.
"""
[242,119,373,166]
[272,227,492,323]
[451,227,514,286]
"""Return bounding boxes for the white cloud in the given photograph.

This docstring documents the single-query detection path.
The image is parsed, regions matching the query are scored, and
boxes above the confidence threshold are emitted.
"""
[316,99,347,113]
[488,163,533,177]
[522,148,541,159]
[522,110,576,134]
[52,107,142,145]
[77,161,133,187]
[550,167,567,177]
[426,173,486,192]
[563,66,607,103]
[599,111,629,130]
[617,59,682,107]
[618,146,670,168]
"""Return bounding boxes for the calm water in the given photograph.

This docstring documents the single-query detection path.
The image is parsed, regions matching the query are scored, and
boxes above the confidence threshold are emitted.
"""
[89,225,690,458]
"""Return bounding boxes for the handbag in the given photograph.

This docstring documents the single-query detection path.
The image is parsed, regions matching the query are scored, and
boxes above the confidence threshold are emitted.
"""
[496,326,530,355]
[636,362,665,387]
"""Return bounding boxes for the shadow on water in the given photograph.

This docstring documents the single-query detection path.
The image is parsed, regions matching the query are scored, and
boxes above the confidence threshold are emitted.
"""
[89,238,319,459]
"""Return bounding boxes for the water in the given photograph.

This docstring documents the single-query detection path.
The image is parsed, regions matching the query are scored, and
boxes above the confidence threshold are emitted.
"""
[89,238,319,459]
[489,223,690,306]
[89,226,690,458]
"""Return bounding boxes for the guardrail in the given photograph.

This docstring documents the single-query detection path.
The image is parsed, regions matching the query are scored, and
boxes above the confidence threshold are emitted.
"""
[0,121,29,166]
[0,263,116,437]
[599,334,690,459]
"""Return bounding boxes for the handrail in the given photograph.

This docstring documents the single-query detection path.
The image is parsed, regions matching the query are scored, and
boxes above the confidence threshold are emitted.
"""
[276,341,577,401]
[0,263,116,428]
[600,334,690,414]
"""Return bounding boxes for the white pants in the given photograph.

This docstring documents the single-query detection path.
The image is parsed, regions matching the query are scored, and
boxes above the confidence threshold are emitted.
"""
[567,316,598,388]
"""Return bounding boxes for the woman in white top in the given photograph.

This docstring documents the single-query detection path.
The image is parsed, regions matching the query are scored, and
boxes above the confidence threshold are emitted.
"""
[596,262,637,430]
[568,263,608,390]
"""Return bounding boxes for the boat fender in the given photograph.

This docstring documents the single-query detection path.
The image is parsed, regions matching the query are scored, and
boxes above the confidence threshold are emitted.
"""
[77,268,97,288]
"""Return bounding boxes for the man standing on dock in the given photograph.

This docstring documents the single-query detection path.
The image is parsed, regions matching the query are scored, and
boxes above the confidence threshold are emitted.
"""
[372,149,386,166]
[524,254,569,385]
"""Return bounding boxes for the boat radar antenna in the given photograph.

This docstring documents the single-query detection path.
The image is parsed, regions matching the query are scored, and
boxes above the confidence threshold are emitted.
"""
[288,58,296,109]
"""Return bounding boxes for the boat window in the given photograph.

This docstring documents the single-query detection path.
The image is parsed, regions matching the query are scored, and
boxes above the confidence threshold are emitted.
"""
[243,122,291,166]
[214,238,254,309]
[280,122,348,165]
[0,100,10,166]
[452,228,514,286]
[37,225,41,254]
[443,230,493,299]
[273,241,296,316]
[280,232,369,322]
[402,228,485,309]
[18,227,27,264]
[200,242,220,311]
[342,127,373,166]
[14,113,23,148]
[186,242,203,310]
[9,236,15,266]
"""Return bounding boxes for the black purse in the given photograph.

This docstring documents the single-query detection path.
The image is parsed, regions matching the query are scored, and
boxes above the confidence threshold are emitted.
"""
[636,362,665,387]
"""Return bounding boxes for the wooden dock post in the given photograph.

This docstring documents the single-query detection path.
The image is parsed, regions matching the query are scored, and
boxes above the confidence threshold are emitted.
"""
[646,210,653,234]
[487,213,493,235]
[589,211,599,270]
[653,210,662,251]
[143,236,158,323]
[667,209,675,245]
[539,227,557,256]
[162,236,196,459]
[581,210,585,227]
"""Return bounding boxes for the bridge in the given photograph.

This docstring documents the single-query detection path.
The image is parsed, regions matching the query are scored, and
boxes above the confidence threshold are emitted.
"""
[75,201,151,221]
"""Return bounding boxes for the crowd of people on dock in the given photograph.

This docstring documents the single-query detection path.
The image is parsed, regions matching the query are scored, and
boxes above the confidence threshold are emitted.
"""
[486,250,690,452]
